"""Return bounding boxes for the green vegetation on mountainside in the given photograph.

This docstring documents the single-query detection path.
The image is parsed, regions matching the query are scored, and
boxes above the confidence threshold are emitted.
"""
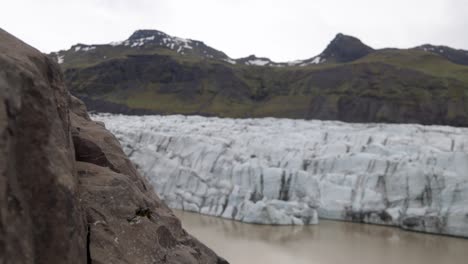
[58,31,468,126]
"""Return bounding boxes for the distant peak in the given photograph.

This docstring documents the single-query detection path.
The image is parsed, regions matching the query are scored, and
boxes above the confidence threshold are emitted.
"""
[236,55,272,66]
[335,33,345,38]
[320,33,374,63]
[330,33,361,43]
[128,29,167,40]
[242,55,270,60]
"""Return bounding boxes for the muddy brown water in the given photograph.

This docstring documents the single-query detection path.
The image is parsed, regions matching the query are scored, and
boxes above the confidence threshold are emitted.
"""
[174,210,468,264]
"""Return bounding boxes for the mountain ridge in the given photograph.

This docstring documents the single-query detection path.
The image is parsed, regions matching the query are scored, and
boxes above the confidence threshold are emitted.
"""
[54,28,468,127]
[51,29,468,68]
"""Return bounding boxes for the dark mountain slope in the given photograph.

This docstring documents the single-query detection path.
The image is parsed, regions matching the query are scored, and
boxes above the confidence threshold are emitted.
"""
[55,29,468,126]
[319,33,374,63]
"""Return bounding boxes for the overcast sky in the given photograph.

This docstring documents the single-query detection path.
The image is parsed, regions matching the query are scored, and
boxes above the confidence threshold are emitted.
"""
[1,0,467,61]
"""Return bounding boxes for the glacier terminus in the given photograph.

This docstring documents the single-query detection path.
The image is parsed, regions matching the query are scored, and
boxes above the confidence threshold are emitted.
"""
[93,114,468,237]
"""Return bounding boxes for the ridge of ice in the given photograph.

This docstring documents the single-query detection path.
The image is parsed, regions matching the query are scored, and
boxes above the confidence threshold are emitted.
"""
[93,114,468,237]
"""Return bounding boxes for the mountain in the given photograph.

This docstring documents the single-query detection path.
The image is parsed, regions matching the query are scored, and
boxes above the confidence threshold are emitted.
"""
[319,33,374,62]
[124,29,230,60]
[51,29,230,68]
[0,28,226,264]
[51,31,369,68]
[53,29,468,126]
[415,44,468,65]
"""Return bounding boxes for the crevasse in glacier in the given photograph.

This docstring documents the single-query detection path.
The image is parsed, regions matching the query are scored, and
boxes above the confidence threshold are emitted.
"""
[93,114,468,237]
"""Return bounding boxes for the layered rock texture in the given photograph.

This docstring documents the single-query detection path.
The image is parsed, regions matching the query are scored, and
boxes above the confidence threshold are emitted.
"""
[0,28,226,263]
[52,29,468,126]
[94,114,468,237]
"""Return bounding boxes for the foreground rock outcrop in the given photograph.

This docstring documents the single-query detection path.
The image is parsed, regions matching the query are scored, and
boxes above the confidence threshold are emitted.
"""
[0,28,226,263]
[94,114,468,237]
[0,27,86,264]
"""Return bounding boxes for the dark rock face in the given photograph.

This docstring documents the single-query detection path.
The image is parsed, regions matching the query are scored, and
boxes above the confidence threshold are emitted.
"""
[0,28,226,264]
[0,28,86,264]
[72,102,227,264]
[71,96,225,264]
[67,55,468,126]
[320,33,374,62]
[303,63,468,126]
[67,54,250,99]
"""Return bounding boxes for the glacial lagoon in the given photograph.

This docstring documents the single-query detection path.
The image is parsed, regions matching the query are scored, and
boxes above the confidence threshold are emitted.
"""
[175,210,468,264]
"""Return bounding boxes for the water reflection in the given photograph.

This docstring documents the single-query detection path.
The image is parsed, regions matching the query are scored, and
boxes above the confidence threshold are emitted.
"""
[175,210,468,264]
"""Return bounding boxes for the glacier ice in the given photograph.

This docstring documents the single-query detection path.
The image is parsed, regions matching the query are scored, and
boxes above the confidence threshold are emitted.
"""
[93,114,468,237]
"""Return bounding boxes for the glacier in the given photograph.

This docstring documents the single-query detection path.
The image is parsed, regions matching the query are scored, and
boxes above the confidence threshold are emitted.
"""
[93,114,468,237]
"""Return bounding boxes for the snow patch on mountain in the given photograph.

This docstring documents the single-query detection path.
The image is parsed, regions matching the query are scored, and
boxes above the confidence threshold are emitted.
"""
[111,30,197,55]
[244,54,327,67]
[286,56,325,66]
[74,45,96,52]
[56,54,64,64]
[287,60,303,66]
[311,56,322,64]
[62,29,333,67]
[93,114,468,237]
[173,37,193,50]
[247,58,270,66]
[421,46,436,52]
[109,41,123,47]
[223,58,237,64]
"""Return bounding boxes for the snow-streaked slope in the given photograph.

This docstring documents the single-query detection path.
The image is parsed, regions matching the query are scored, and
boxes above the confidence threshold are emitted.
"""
[93,114,468,237]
